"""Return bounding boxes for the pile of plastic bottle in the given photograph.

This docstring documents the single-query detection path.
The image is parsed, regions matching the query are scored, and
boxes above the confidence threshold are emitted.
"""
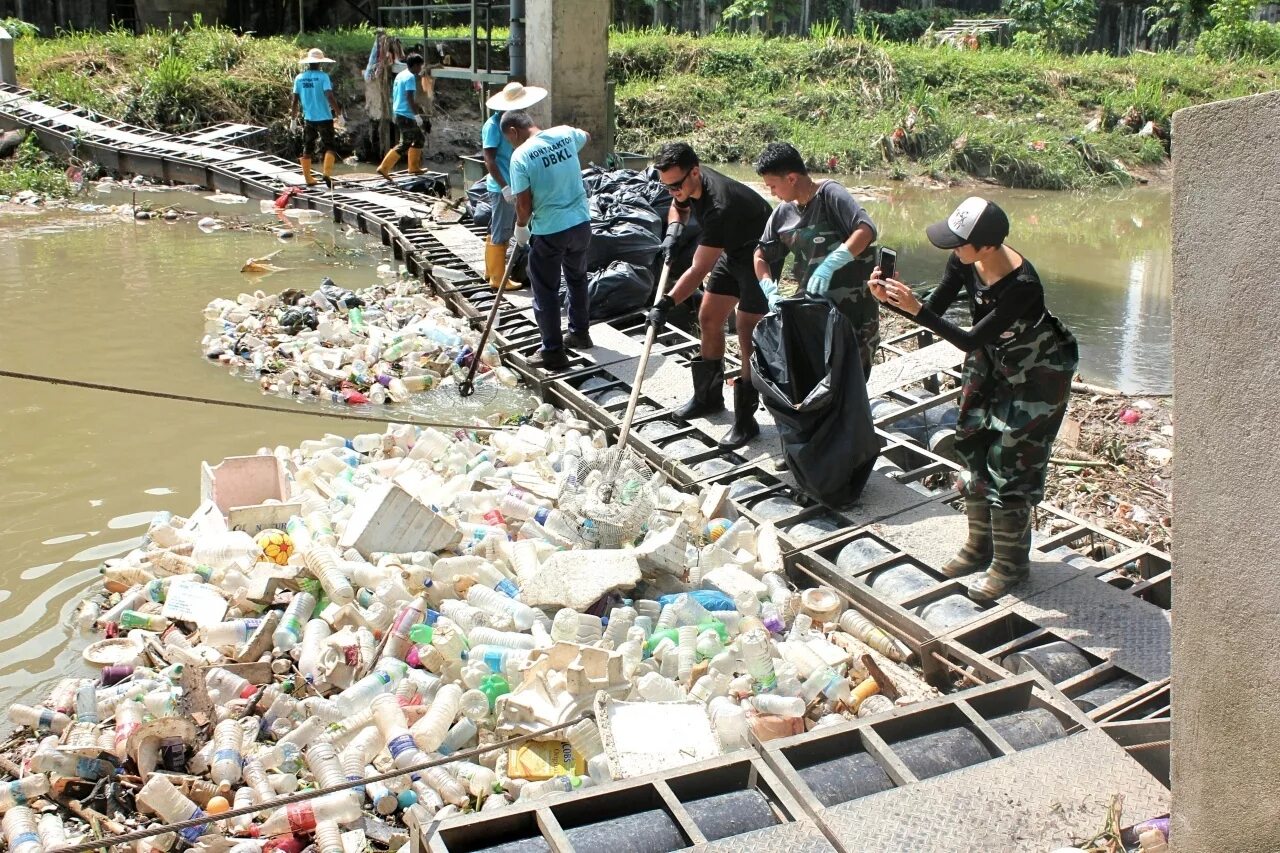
[201,274,520,405]
[1,402,928,853]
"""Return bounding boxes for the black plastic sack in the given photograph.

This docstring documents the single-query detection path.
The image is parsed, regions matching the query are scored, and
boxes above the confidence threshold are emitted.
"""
[466,179,492,227]
[750,296,880,508]
[585,218,662,272]
[561,261,655,321]
[590,194,664,237]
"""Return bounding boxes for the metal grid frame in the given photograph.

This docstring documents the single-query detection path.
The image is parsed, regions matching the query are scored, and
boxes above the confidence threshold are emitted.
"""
[422,750,829,853]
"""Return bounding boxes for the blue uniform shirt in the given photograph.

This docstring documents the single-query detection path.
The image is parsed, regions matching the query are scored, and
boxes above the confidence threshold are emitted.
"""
[392,69,418,119]
[481,112,514,193]
[293,69,333,122]
[509,126,590,236]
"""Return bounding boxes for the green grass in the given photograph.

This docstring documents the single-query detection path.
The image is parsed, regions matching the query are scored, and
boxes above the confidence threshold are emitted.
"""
[610,29,1280,188]
[0,134,73,197]
[10,21,1280,189]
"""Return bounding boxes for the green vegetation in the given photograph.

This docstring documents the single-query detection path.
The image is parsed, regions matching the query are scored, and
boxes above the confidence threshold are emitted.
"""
[5,19,1280,191]
[0,134,72,198]
[610,28,1279,188]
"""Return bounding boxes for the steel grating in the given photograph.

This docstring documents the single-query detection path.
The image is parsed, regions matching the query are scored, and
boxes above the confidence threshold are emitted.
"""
[691,820,837,852]
[866,338,964,397]
[817,729,1169,852]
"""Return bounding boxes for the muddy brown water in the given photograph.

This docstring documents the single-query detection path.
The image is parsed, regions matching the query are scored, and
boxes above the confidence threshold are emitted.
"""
[0,180,1170,708]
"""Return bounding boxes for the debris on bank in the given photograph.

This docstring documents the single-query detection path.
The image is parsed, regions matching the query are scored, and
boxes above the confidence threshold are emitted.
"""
[1,411,940,851]
[201,276,521,406]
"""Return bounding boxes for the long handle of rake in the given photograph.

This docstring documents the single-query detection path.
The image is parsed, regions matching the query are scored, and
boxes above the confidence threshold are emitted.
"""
[458,246,522,397]
[602,257,674,485]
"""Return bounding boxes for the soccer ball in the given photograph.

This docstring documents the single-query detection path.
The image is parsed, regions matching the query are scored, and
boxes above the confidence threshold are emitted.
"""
[255,528,293,565]
[704,518,733,543]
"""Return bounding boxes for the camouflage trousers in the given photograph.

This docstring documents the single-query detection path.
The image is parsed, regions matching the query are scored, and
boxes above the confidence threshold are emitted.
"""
[825,268,879,381]
[953,313,1078,509]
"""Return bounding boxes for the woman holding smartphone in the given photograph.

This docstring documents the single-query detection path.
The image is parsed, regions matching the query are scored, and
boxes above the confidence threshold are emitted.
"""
[870,197,1078,601]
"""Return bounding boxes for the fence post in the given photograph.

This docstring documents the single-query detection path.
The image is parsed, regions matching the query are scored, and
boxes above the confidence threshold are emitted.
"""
[0,27,16,87]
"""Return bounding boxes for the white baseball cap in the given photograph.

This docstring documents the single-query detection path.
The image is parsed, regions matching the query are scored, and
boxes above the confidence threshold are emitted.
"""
[926,196,1010,249]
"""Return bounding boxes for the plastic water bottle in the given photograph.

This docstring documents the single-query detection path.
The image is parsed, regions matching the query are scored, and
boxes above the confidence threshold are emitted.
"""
[118,610,170,632]
[274,592,317,653]
[383,594,430,661]
[333,657,409,717]
[112,699,143,759]
[314,820,345,853]
[296,619,332,684]
[837,609,913,663]
[467,626,535,650]
[740,629,777,692]
[303,546,354,605]
[0,776,50,813]
[202,618,262,648]
[259,791,363,837]
[7,705,70,735]
[137,774,208,845]
[438,717,478,756]
[750,694,806,717]
[452,761,497,798]
[371,694,425,770]
[362,769,400,815]
[29,748,112,781]
[73,683,98,724]
[466,585,536,630]
[210,718,244,789]
[419,765,468,808]
[709,696,751,751]
[518,775,589,802]
[278,715,328,748]
[409,683,461,753]
[3,807,42,853]
[241,758,275,812]
[36,813,65,849]
[636,672,686,702]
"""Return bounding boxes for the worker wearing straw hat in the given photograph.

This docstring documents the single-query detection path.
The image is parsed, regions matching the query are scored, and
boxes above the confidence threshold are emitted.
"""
[480,81,547,292]
[291,48,342,187]
[376,54,429,181]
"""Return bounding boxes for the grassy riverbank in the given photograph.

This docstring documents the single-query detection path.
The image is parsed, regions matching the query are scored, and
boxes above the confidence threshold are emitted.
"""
[611,29,1280,188]
[6,22,1280,190]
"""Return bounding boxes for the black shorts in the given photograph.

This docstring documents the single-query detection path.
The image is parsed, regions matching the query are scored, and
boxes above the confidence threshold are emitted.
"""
[704,250,767,315]
[302,120,336,156]
[394,115,428,153]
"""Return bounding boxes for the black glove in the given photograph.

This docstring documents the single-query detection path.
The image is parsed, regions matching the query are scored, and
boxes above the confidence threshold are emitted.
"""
[647,295,675,331]
[659,221,685,257]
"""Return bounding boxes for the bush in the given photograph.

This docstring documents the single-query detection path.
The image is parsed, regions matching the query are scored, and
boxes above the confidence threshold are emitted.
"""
[0,17,39,38]
[0,134,71,197]
[858,8,959,42]
[1196,0,1280,59]
[1004,0,1098,50]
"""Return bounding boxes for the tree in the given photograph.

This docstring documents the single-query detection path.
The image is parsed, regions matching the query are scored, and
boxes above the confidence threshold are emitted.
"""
[1004,0,1099,50]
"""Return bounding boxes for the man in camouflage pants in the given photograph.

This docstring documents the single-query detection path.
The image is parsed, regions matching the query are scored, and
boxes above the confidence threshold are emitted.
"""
[871,197,1077,601]
[752,143,880,379]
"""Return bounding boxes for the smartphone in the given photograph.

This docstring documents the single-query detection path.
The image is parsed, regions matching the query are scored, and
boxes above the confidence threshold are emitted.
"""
[878,247,897,281]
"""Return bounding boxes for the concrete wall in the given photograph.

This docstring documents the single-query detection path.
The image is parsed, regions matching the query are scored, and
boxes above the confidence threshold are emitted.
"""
[526,0,609,165]
[0,27,14,87]
[1170,90,1280,853]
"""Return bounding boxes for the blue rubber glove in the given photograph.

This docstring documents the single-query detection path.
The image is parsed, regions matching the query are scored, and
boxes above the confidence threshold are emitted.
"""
[759,277,780,309]
[807,245,855,296]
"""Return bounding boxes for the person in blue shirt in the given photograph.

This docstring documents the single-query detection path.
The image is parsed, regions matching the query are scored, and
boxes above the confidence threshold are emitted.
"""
[504,109,593,371]
[479,82,547,292]
[376,54,429,181]
[290,48,342,187]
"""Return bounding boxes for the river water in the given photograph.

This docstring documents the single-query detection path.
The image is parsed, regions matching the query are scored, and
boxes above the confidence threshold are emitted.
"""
[0,181,1171,708]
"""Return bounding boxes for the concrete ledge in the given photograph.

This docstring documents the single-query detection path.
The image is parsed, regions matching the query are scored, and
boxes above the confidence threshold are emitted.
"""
[1171,89,1280,853]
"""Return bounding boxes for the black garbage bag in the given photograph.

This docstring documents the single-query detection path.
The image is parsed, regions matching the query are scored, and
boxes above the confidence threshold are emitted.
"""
[585,218,662,272]
[561,261,655,321]
[750,296,880,508]
[590,194,664,237]
[466,179,492,227]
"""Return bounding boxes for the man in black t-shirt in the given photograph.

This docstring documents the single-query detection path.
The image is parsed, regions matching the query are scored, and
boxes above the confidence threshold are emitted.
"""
[646,142,775,450]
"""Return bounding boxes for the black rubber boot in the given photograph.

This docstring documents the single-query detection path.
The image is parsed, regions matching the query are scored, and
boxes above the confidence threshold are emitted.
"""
[940,499,993,578]
[674,357,725,419]
[968,504,1032,602]
[717,381,760,450]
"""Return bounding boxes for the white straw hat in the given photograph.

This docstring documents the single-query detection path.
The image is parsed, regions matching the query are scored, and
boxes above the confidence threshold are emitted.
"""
[485,81,548,111]
[299,48,336,66]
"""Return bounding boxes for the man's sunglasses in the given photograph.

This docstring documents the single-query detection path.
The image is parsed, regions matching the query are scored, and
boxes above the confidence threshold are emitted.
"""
[661,169,693,192]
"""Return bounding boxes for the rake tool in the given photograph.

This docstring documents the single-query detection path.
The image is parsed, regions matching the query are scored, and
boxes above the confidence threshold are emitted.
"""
[457,244,523,398]
[556,257,675,547]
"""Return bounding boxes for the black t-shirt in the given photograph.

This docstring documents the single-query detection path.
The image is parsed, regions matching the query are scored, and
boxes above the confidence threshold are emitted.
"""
[687,166,773,256]
[915,253,1047,352]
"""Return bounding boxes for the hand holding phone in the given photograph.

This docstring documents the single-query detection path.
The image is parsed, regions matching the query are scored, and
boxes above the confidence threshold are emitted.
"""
[878,247,897,282]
